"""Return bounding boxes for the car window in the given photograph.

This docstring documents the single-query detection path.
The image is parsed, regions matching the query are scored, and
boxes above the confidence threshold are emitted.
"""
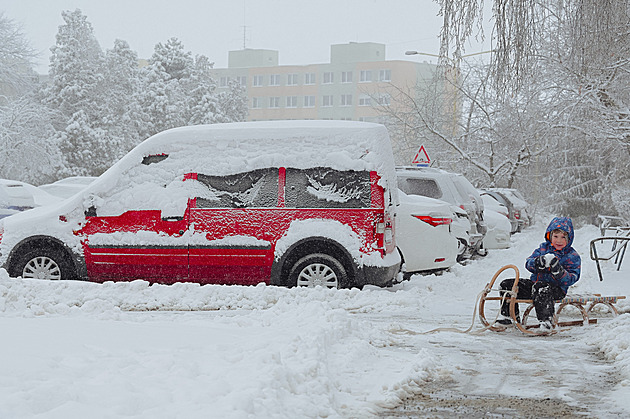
[285,167,370,208]
[397,177,442,200]
[196,168,278,208]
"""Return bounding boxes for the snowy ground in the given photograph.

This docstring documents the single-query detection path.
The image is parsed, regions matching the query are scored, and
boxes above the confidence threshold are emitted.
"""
[1,215,629,418]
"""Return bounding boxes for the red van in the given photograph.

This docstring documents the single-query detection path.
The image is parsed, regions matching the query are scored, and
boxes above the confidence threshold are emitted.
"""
[0,121,400,288]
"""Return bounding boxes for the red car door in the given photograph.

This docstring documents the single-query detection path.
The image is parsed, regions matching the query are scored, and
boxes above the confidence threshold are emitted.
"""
[186,170,278,285]
[81,209,189,284]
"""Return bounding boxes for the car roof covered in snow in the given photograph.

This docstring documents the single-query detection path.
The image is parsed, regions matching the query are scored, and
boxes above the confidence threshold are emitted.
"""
[129,120,397,177]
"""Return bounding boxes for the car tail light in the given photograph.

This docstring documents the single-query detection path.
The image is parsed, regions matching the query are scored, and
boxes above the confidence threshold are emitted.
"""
[413,215,453,227]
[374,215,385,248]
[373,214,393,250]
[434,257,446,262]
[514,210,521,219]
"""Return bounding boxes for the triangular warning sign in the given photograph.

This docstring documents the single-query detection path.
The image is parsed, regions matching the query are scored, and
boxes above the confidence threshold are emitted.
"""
[412,145,431,166]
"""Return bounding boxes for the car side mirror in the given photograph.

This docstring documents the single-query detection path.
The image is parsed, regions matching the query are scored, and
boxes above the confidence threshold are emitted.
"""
[84,205,97,217]
[83,193,103,218]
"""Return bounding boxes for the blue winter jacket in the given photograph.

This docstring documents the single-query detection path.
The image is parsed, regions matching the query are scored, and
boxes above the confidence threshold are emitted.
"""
[525,217,581,294]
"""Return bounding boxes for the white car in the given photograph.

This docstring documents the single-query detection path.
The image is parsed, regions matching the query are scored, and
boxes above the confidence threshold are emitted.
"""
[39,176,97,199]
[396,190,459,279]
[0,179,62,219]
[483,209,512,249]
[396,167,487,258]
[481,194,511,249]
[450,205,472,261]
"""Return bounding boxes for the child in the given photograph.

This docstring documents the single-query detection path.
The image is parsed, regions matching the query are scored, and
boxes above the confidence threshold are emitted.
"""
[498,217,581,331]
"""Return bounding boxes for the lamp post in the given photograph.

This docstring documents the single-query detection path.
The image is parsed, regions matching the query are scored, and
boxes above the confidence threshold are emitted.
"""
[404,50,494,137]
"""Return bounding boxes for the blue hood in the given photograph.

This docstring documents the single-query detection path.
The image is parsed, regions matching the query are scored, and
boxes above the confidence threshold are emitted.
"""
[545,217,574,247]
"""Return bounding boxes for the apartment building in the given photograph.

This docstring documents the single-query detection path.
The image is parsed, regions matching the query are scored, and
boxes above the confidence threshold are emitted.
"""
[211,42,437,122]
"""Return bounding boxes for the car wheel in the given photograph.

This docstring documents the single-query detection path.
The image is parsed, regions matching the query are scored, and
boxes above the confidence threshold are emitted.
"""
[288,253,347,289]
[12,248,71,280]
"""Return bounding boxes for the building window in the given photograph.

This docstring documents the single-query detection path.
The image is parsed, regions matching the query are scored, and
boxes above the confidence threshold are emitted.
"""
[322,95,333,107]
[269,74,281,86]
[323,72,334,84]
[269,97,280,108]
[379,69,391,82]
[237,76,247,86]
[252,97,262,108]
[340,94,352,106]
[359,95,371,106]
[287,74,298,86]
[305,73,316,85]
[360,70,372,82]
[304,95,316,107]
[286,96,298,108]
[253,75,264,87]
[377,94,391,106]
[220,76,229,88]
[341,71,353,83]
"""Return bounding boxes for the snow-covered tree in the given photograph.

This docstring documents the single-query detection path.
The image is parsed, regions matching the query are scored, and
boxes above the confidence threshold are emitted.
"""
[185,55,220,125]
[43,9,116,177]
[101,39,142,154]
[216,79,248,123]
[45,9,104,117]
[0,13,60,183]
[0,13,37,99]
[0,96,61,184]
[136,38,246,137]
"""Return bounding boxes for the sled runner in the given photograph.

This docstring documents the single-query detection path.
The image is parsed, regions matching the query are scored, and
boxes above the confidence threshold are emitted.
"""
[478,265,626,336]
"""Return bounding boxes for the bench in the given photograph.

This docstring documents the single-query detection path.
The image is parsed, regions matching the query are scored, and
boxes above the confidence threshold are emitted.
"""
[479,265,626,335]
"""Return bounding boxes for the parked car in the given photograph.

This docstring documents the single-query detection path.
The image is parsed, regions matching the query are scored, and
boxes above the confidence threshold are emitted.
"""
[482,188,532,232]
[396,190,458,279]
[0,121,401,289]
[481,193,516,231]
[450,205,472,261]
[482,208,512,249]
[39,176,97,199]
[0,179,62,220]
[396,167,487,257]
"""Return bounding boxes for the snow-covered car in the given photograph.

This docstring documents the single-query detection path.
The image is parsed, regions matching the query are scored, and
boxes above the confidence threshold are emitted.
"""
[0,121,401,289]
[450,205,472,261]
[482,188,532,232]
[0,179,62,220]
[396,190,458,278]
[396,167,487,257]
[482,208,512,249]
[481,192,516,234]
[39,176,97,199]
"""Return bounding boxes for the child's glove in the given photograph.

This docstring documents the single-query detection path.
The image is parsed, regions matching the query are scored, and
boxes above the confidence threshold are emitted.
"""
[548,256,565,279]
[534,256,547,271]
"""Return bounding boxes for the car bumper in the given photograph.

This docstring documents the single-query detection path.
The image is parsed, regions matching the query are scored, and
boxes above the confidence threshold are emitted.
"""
[356,251,401,287]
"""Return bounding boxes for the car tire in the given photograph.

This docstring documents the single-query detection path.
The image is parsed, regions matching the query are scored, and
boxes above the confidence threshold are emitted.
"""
[10,247,72,280]
[288,253,347,289]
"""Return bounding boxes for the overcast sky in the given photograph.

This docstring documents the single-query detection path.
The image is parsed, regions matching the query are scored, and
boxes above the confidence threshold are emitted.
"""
[2,0,491,74]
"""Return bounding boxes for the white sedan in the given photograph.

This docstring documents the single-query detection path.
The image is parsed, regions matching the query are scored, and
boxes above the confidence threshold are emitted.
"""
[481,194,512,249]
[396,190,459,279]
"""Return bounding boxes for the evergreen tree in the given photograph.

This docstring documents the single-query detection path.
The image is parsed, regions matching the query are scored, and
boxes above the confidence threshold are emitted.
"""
[185,55,219,125]
[45,9,116,177]
[102,39,142,154]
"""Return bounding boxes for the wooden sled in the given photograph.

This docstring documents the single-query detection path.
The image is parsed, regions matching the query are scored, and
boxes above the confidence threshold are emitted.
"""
[479,265,626,336]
